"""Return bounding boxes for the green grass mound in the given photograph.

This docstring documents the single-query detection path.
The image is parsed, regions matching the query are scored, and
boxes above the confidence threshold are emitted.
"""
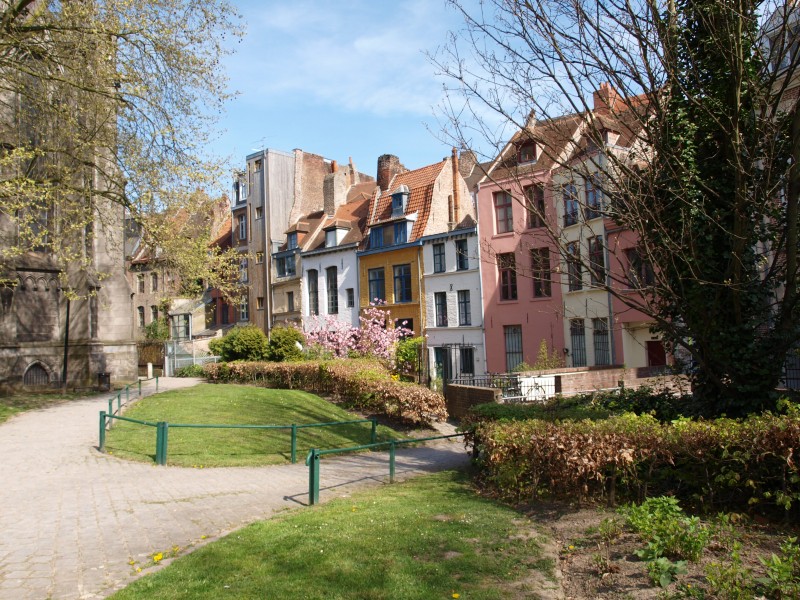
[104,384,404,467]
[110,471,552,600]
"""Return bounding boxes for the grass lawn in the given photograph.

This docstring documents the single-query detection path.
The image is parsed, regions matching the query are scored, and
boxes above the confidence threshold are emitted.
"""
[110,470,553,600]
[104,384,406,467]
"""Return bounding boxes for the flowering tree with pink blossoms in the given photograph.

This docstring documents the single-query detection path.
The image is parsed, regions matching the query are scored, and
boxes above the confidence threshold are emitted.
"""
[304,302,412,362]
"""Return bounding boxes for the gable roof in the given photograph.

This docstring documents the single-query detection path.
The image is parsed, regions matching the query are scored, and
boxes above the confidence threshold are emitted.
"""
[368,159,447,242]
[304,184,376,253]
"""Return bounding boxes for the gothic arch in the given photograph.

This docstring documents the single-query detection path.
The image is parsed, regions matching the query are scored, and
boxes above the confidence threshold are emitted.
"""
[23,362,52,387]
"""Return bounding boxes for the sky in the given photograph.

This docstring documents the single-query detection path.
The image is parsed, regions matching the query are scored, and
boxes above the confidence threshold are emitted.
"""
[211,0,474,181]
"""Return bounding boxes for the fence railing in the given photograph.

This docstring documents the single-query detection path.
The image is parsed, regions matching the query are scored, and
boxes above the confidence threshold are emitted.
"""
[447,373,556,402]
[305,432,465,505]
[99,412,378,466]
[103,376,160,426]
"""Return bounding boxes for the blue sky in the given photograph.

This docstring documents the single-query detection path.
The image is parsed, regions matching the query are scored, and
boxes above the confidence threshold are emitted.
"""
[211,0,472,180]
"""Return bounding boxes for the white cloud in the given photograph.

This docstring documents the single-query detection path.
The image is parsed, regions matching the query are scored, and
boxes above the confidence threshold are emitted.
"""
[226,0,459,117]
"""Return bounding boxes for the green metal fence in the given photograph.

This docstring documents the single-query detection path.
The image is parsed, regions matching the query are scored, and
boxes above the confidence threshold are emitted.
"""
[305,433,465,505]
[102,376,160,427]
[99,411,378,466]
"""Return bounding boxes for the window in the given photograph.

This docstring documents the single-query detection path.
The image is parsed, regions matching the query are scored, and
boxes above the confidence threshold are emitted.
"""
[518,142,536,163]
[570,319,587,366]
[255,206,263,220]
[173,314,190,340]
[588,236,605,286]
[393,222,407,245]
[460,347,475,375]
[325,230,337,247]
[151,273,158,292]
[287,291,295,313]
[137,306,145,328]
[241,182,248,200]
[150,305,158,322]
[391,192,406,216]
[531,248,551,297]
[498,253,517,300]
[368,268,385,302]
[239,257,248,283]
[256,297,264,310]
[435,292,448,327]
[369,227,384,249]
[326,266,338,314]
[593,318,610,366]
[434,347,448,379]
[626,248,655,288]
[504,325,523,371]
[567,242,582,291]
[457,290,471,326]
[393,264,412,303]
[395,318,413,334]
[346,288,355,308]
[563,184,578,226]
[455,239,469,270]
[137,274,144,294]
[239,296,249,321]
[307,270,319,315]
[433,243,446,273]
[526,184,546,228]
[90,295,98,338]
[256,252,264,264]
[586,175,602,220]
[287,232,298,250]
[276,255,295,277]
[238,214,247,241]
[286,255,296,277]
[494,191,513,233]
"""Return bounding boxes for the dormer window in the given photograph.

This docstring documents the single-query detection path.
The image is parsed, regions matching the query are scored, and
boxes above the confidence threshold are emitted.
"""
[518,142,536,164]
[325,229,337,248]
[287,232,297,250]
[393,222,407,245]
[370,227,384,249]
[391,184,410,216]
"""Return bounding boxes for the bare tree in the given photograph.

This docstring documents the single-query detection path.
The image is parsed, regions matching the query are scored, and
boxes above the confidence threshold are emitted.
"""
[433,0,800,415]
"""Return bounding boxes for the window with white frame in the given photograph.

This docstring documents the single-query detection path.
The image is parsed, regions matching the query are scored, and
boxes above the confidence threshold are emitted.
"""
[457,290,471,326]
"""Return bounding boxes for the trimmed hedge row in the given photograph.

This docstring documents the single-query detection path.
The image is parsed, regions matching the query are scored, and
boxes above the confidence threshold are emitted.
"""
[464,409,800,517]
[203,360,447,426]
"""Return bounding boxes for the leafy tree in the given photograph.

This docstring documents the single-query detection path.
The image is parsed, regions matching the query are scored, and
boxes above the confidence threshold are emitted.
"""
[435,0,800,415]
[0,0,240,294]
[209,325,268,362]
[143,318,169,342]
[265,325,305,362]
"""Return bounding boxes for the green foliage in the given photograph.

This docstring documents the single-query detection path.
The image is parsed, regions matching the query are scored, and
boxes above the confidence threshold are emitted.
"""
[532,339,565,370]
[394,336,424,374]
[208,326,268,362]
[704,541,754,600]
[174,364,205,377]
[758,537,800,599]
[265,326,304,362]
[623,497,710,562]
[646,557,687,588]
[204,359,447,426]
[143,318,170,341]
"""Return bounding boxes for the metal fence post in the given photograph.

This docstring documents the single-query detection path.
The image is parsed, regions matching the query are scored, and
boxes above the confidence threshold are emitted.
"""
[370,418,377,444]
[308,449,320,506]
[138,379,142,397]
[107,398,113,420]
[156,421,169,466]
[389,441,396,483]
[99,411,106,452]
[117,392,121,413]
[291,424,297,464]
[126,386,129,403]
[156,376,159,392]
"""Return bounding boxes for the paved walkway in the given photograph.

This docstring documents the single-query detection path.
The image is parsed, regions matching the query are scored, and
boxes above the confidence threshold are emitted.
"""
[0,378,470,600]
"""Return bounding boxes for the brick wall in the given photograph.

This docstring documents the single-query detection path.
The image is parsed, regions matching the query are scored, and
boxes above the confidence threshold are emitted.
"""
[445,384,500,419]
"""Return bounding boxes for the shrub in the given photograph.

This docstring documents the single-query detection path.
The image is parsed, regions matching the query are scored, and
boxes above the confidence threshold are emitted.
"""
[208,325,268,362]
[265,325,304,362]
[143,318,170,341]
[395,336,424,374]
[203,359,447,425]
[174,364,205,377]
[464,411,800,517]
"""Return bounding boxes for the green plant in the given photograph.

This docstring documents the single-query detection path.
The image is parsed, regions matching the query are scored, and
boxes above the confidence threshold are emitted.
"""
[265,326,305,362]
[532,339,565,370]
[143,318,170,341]
[208,325,268,362]
[705,541,754,600]
[174,364,205,377]
[646,556,687,588]
[394,336,423,374]
[757,536,800,599]
[623,497,709,562]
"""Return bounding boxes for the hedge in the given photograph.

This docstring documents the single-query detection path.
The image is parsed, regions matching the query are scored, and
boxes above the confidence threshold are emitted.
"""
[203,360,447,426]
[464,409,800,518]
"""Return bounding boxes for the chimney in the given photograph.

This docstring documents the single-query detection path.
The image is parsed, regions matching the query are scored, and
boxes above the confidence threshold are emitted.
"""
[377,154,404,191]
[348,157,356,186]
[331,160,338,173]
[593,82,620,115]
[451,147,460,225]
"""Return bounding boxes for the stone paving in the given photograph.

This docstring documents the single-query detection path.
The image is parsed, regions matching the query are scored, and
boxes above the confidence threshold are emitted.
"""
[0,378,470,599]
